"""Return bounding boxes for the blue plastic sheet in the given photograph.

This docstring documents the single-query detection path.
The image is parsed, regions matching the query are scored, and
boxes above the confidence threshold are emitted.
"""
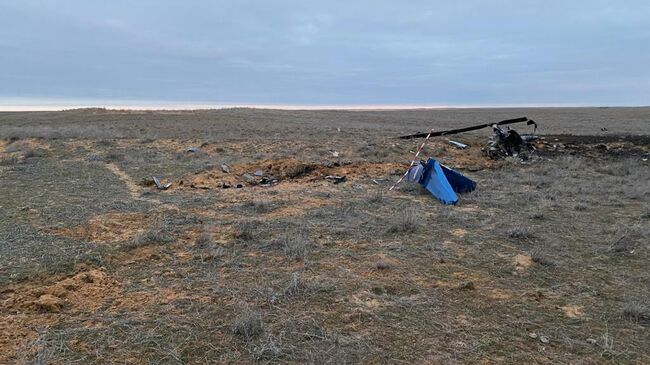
[408,158,476,205]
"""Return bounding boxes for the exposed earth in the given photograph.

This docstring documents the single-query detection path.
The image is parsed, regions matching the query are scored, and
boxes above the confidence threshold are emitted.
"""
[1,107,649,364]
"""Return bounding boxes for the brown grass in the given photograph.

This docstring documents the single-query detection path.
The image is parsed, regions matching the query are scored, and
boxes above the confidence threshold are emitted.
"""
[1,108,649,364]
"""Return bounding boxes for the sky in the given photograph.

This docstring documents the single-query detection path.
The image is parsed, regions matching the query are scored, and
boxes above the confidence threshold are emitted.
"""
[1,0,649,108]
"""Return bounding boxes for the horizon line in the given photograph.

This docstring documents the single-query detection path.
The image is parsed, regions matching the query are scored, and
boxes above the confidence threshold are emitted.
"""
[0,98,647,112]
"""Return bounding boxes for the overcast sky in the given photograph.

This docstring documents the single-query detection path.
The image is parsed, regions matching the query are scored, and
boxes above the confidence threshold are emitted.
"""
[1,1,649,107]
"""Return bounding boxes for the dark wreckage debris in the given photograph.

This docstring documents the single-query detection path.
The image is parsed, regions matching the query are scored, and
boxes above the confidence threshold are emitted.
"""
[398,116,540,161]
[481,124,537,160]
[393,117,538,202]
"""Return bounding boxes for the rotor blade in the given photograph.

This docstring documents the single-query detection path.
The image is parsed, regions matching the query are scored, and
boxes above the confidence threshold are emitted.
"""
[398,117,530,139]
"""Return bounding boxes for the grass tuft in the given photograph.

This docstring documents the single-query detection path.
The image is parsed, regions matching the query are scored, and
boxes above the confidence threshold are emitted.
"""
[245,200,277,213]
[283,272,307,297]
[234,221,258,241]
[530,248,557,268]
[621,300,649,323]
[507,226,531,239]
[375,259,391,270]
[131,226,175,247]
[282,231,309,261]
[386,208,419,234]
[195,231,214,248]
[250,335,284,361]
[232,306,264,339]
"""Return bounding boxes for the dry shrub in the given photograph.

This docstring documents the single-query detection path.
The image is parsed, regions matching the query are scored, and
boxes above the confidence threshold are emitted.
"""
[245,200,276,213]
[250,335,284,361]
[621,300,649,323]
[234,221,258,241]
[132,226,174,247]
[530,248,557,268]
[386,208,419,234]
[282,231,309,261]
[507,226,530,239]
[232,306,264,339]
[284,272,307,297]
[195,231,213,248]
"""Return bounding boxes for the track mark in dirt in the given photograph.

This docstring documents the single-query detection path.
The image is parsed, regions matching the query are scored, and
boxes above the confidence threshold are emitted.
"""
[49,212,150,244]
[105,163,160,203]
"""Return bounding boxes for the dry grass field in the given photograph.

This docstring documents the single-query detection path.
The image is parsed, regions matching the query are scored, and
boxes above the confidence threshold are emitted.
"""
[1,107,649,364]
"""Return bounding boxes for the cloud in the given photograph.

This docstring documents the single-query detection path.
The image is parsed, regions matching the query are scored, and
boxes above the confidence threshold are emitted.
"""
[0,0,648,105]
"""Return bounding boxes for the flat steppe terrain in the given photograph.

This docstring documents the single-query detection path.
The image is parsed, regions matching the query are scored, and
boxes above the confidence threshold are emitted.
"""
[1,107,649,364]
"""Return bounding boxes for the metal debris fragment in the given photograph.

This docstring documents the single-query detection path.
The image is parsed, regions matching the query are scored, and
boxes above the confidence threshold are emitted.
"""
[325,175,346,184]
[448,140,468,149]
[152,176,172,190]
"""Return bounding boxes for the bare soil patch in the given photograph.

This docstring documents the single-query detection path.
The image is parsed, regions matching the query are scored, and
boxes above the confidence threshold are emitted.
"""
[1,108,648,364]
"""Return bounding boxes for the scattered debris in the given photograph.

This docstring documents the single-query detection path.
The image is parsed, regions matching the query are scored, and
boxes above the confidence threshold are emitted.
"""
[151,176,172,190]
[254,170,264,177]
[405,158,476,205]
[330,150,340,157]
[392,117,536,193]
[259,177,279,186]
[221,164,230,173]
[325,175,346,184]
[187,147,200,153]
[448,140,468,149]
[482,124,536,160]
[521,135,539,143]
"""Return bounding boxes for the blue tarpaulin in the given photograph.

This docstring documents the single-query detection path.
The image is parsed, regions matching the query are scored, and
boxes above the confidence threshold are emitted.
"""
[409,158,476,205]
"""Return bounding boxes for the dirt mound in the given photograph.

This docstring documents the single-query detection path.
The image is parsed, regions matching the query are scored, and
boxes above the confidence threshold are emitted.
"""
[245,158,315,179]
[50,212,150,244]
[1,268,120,314]
[0,267,122,364]
[182,158,405,190]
